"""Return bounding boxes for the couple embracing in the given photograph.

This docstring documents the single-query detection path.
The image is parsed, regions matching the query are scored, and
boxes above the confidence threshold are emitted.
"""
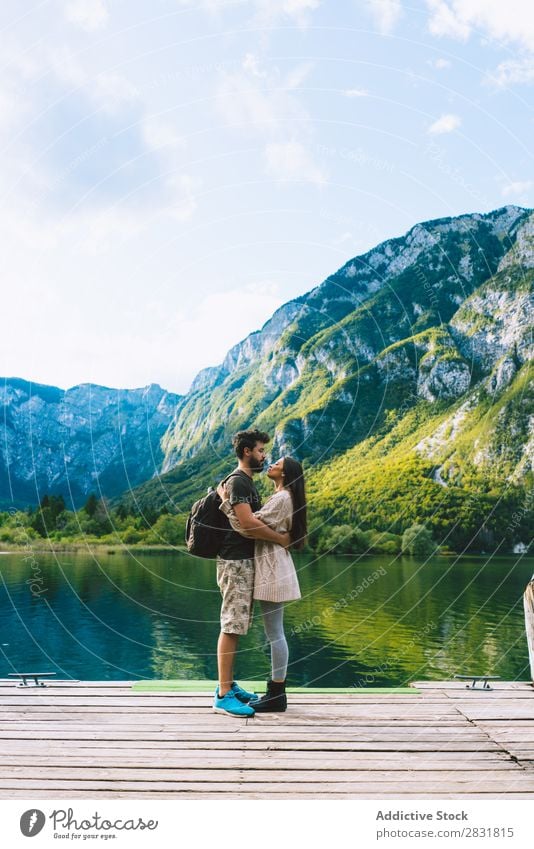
[213,428,307,717]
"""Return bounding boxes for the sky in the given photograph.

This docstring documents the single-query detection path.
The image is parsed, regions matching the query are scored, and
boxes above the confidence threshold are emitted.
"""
[1,0,533,395]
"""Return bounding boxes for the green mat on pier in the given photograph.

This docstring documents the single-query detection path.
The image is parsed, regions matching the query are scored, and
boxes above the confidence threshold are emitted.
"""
[131,680,420,694]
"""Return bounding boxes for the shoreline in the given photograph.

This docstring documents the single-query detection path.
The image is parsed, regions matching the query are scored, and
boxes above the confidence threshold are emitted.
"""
[0,543,187,554]
[0,545,530,559]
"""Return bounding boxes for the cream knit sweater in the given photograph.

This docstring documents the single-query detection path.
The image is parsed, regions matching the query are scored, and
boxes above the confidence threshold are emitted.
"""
[220,488,301,602]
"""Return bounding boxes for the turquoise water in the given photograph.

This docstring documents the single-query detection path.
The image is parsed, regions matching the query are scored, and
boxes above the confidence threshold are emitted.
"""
[0,550,532,686]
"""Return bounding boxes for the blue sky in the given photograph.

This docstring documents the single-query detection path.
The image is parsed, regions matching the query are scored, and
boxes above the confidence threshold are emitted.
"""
[1,0,533,394]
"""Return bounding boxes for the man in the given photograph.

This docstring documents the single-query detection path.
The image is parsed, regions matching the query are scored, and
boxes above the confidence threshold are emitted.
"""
[213,428,290,717]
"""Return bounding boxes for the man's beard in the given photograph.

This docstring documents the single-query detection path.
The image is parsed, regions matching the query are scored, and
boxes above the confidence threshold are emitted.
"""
[248,458,265,474]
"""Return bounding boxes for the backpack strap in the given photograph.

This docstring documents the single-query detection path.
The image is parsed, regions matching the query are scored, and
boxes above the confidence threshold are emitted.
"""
[221,471,246,486]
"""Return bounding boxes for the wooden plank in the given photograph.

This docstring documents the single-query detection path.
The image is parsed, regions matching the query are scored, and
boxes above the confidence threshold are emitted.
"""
[0,724,490,740]
[0,722,490,736]
[0,754,516,769]
[459,709,534,721]
[0,700,446,710]
[477,731,534,740]
[0,777,532,792]
[0,735,501,750]
[0,710,469,733]
[443,692,534,700]
[0,722,488,745]
[3,723,494,746]
[0,688,443,700]
[0,698,448,708]
[1,790,533,799]
[0,698,457,708]
[0,740,506,755]
[0,766,530,783]
[2,790,533,799]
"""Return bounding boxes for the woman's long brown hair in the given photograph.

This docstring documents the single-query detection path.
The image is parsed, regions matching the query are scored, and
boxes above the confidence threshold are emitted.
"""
[282,456,307,550]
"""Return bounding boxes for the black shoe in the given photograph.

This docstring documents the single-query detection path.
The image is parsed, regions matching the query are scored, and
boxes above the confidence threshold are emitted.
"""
[252,679,287,712]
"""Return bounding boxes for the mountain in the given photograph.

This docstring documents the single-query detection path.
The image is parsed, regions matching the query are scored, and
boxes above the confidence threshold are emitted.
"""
[0,379,180,509]
[121,205,533,551]
[3,205,532,551]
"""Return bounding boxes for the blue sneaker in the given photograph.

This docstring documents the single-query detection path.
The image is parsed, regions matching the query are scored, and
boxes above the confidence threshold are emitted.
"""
[231,681,259,703]
[213,687,255,717]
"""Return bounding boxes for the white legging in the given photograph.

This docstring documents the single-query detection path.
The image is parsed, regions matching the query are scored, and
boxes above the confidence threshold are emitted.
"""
[259,600,288,681]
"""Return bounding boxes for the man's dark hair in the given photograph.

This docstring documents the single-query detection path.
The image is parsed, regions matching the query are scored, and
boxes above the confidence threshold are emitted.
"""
[232,429,270,459]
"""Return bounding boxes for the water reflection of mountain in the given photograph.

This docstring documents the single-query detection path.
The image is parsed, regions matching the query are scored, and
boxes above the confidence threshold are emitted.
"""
[0,551,531,684]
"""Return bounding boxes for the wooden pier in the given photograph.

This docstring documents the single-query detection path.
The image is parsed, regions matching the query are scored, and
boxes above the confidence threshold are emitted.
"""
[0,679,533,799]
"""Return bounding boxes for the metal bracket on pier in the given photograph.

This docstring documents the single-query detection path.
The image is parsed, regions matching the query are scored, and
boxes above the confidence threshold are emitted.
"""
[8,672,57,688]
[454,674,501,691]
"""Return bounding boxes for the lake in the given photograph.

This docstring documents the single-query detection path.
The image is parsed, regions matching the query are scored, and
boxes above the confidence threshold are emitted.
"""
[0,550,532,686]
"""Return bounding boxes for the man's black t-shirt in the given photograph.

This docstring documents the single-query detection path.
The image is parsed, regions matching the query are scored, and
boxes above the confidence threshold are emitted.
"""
[219,469,262,560]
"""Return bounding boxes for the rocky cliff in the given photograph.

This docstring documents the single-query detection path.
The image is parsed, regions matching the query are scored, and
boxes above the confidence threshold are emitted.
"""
[124,204,533,550]
[0,379,180,509]
[158,205,532,472]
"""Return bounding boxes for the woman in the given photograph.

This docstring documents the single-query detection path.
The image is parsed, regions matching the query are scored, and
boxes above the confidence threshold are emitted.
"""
[218,456,307,712]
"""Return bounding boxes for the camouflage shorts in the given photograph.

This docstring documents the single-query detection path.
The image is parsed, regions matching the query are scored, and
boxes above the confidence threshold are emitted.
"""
[216,557,255,635]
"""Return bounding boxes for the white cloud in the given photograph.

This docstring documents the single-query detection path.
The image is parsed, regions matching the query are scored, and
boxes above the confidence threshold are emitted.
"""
[427,0,470,39]
[426,1,534,52]
[216,59,311,134]
[333,231,354,245]
[502,180,533,197]
[78,207,148,255]
[254,0,320,27]
[142,116,186,152]
[64,0,110,32]
[0,86,26,131]
[93,73,139,113]
[344,87,370,97]
[284,62,314,90]
[242,53,268,78]
[427,112,461,134]
[167,174,201,222]
[46,47,138,113]
[175,0,320,26]
[366,0,403,34]
[264,141,326,184]
[427,57,452,69]
[488,57,534,87]
[217,74,285,130]
[426,3,534,89]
